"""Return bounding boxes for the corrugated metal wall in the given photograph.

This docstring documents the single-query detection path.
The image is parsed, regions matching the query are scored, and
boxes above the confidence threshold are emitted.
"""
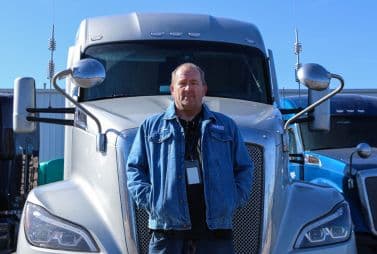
[36,90,65,162]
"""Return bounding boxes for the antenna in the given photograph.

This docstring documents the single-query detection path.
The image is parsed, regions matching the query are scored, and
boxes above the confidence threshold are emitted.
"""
[294,28,302,101]
[294,28,302,83]
[47,25,56,108]
[47,0,56,108]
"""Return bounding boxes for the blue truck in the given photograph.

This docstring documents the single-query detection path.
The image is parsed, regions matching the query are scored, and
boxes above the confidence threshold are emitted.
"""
[281,93,377,253]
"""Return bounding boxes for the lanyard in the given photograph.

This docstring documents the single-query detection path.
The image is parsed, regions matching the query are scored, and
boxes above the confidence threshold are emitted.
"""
[180,117,201,161]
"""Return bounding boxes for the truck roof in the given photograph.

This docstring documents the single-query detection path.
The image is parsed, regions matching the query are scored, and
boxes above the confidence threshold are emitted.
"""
[76,12,266,53]
[282,93,377,116]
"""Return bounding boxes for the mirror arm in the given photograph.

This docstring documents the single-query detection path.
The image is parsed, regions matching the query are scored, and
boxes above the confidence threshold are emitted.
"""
[284,73,344,130]
[52,69,106,153]
[27,107,75,114]
[347,151,356,189]
[26,116,74,126]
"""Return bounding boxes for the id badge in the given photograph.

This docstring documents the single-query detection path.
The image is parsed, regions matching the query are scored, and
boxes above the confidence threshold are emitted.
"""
[184,160,201,185]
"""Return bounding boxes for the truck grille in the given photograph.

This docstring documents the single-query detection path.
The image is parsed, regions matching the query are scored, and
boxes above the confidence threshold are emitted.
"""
[365,177,377,230]
[232,143,264,254]
[356,169,377,236]
[135,143,264,253]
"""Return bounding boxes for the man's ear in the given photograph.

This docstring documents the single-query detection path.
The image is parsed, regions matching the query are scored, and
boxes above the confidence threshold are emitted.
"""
[170,84,174,94]
[203,84,208,95]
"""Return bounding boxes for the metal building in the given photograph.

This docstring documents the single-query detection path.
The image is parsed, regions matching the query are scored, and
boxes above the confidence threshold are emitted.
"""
[1,88,65,163]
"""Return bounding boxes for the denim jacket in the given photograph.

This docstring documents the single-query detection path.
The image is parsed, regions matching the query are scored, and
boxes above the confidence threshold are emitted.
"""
[126,102,253,230]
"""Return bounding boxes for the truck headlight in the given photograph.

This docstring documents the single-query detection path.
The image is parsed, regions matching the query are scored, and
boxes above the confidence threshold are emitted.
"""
[24,202,99,252]
[295,203,352,248]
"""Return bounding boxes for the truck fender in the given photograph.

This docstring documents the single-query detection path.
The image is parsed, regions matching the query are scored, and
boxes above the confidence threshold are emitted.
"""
[309,178,343,193]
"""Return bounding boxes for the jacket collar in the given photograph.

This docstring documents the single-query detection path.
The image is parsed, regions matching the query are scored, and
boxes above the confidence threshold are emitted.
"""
[163,101,216,122]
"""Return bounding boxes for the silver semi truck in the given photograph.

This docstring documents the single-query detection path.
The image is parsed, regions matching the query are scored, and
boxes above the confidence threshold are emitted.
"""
[13,13,356,253]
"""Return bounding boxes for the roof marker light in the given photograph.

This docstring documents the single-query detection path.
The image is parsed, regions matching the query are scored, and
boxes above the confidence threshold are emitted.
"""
[170,32,183,37]
[150,32,165,37]
[90,34,103,41]
[188,32,201,37]
[245,38,256,44]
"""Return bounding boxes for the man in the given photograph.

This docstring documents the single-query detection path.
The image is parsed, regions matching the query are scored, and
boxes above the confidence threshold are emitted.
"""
[127,63,253,254]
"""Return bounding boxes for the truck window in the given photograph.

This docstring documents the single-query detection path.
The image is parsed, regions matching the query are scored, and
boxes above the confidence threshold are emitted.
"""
[79,41,271,104]
[299,116,377,150]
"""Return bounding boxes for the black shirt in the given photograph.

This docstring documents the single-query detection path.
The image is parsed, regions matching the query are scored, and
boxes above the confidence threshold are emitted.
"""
[179,113,207,239]
[178,111,232,240]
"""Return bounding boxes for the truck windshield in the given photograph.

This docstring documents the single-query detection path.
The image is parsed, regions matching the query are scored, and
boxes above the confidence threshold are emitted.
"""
[299,116,377,150]
[80,41,270,103]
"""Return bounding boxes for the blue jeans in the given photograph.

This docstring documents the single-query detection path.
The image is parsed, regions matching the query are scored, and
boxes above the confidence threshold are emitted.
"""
[148,232,235,254]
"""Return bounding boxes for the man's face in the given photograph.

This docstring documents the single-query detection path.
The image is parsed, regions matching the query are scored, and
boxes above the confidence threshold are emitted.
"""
[170,66,207,112]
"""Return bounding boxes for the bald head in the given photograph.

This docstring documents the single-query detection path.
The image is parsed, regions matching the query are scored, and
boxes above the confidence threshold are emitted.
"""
[171,63,206,86]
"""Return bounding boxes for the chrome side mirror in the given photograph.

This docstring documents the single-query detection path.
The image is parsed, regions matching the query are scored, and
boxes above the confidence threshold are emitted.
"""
[356,143,372,159]
[298,64,332,131]
[297,63,331,91]
[348,143,372,189]
[284,63,344,131]
[53,58,107,152]
[71,58,106,88]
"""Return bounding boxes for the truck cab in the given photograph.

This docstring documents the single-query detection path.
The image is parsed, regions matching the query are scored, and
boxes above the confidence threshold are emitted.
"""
[282,93,377,253]
[13,13,356,253]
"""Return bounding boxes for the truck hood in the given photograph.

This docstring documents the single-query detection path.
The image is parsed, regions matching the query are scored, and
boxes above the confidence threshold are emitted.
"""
[312,147,377,170]
[82,96,282,141]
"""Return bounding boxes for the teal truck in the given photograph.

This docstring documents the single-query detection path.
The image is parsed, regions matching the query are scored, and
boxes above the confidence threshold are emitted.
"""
[12,13,356,253]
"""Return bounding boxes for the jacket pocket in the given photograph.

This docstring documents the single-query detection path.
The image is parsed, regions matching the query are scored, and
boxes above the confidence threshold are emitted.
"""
[209,130,232,142]
[148,130,173,143]
[208,129,233,163]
